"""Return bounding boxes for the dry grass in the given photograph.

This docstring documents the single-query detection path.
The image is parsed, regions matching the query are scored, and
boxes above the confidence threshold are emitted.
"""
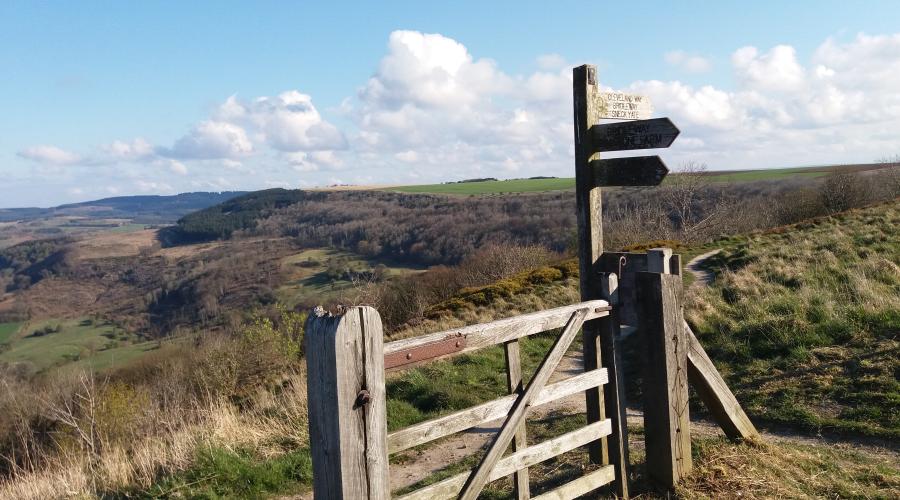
[0,372,309,499]
[680,438,900,499]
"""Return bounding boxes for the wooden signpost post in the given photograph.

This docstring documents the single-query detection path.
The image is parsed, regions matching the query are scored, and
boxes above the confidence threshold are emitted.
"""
[573,65,678,497]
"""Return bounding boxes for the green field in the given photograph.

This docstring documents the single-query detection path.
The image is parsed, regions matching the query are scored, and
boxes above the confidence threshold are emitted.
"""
[389,177,575,195]
[0,321,22,344]
[386,164,876,195]
[0,317,146,371]
[276,247,424,308]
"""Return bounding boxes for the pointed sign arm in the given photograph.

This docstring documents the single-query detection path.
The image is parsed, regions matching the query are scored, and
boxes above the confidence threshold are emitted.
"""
[590,117,680,153]
[591,156,669,187]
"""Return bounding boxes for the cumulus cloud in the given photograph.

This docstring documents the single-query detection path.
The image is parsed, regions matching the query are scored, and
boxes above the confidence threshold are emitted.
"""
[216,92,346,152]
[16,30,900,205]
[664,50,712,73]
[629,35,900,167]
[18,145,82,165]
[352,30,572,179]
[163,121,253,159]
[732,45,805,92]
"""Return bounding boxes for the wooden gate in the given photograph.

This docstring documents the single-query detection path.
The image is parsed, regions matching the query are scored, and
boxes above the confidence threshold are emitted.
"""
[305,300,626,499]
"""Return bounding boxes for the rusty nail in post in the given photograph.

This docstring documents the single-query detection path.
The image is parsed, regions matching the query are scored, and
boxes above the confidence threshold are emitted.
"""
[354,389,371,409]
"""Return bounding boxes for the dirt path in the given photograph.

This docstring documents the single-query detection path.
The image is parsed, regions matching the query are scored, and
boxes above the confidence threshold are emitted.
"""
[685,249,721,287]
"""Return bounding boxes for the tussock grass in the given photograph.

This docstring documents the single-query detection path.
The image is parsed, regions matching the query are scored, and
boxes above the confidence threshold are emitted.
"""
[680,438,900,499]
[687,200,900,438]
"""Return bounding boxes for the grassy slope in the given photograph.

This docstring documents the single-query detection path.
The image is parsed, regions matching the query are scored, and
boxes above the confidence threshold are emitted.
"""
[0,321,21,344]
[688,200,900,438]
[276,247,424,308]
[0,317,147,371]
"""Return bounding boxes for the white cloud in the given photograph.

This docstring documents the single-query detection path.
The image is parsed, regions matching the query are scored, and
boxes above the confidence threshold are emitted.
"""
[16,30,900,206]
[394,150,418,163]
[352,30,571,179]
[629,35,900,168]
[18,145,82,165]
[217,92,346,152]
[732,45,805,92]
[164,121,253,159]
[664,50,712,73]
[102,138,154,160]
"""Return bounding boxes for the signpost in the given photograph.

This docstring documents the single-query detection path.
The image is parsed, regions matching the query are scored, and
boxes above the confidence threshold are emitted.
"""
[573,65,679,498]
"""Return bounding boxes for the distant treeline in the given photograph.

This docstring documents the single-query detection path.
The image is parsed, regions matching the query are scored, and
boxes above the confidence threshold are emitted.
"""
[158,189,323,245]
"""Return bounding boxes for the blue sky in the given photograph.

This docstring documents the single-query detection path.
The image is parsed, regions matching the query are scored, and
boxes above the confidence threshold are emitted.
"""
[3,1,900,207]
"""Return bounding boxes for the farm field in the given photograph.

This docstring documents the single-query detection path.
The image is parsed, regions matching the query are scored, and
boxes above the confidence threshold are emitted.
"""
[386,162,890,195]
[0,317,143,371]
[275,247,425,308]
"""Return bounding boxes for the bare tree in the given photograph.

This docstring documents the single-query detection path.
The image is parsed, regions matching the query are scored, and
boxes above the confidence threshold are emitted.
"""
[661,161,737,242]
[821,171,868,213]
[875,155,900,199]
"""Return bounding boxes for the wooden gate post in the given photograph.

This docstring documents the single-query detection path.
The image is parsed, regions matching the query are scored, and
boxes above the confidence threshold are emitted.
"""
[305,306,389,500]
[636,269,692,488]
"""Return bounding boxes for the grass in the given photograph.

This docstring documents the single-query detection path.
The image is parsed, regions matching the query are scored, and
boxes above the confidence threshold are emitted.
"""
[687,200,900,438]
[399,410,900,499]
[386,332,562,431]
[679,438,900,499]
[0,321,21,344]
[275,247,424,308]
[129,446,312,499]
[0,317,143,371]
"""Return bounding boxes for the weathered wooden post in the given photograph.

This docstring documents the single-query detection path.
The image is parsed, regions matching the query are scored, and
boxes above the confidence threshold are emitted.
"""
[574,63,677,497]
[573,64,609,467]
[636,249,692,488]
[305,306,389,500]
